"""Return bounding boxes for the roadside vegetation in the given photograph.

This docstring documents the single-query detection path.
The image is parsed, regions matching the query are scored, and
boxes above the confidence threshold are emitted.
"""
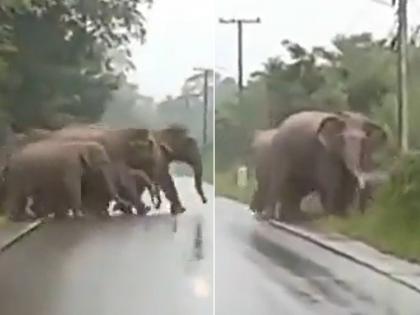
[215,32,420,261]
[316,154,420,262]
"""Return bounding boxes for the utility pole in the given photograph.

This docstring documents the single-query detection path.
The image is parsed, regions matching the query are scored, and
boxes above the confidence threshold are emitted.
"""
[219,17,261,93]
[193,67,212,146]
[396,0,409,152]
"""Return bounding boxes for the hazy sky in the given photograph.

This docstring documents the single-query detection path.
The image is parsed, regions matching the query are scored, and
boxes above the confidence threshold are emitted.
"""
[129,0,420,100]
[129,0,214,102]
[216,0,420,81]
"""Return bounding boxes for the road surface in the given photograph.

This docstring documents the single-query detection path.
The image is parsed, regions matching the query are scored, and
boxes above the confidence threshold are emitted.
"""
[0,177,213,315]
[216,197,420,315]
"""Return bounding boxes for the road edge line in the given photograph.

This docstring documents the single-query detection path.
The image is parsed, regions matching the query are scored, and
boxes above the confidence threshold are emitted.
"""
[0,220,44,253]
[269,219,420,294]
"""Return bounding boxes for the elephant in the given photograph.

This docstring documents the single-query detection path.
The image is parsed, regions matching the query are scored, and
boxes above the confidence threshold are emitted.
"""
[357,171,389,213]
[37,124,207,215]
[38,125,164,215]
[107,169,161,214]
[249,128,277,214]
[258,110,387,221]
[3,140,130,221]
[81,164,159,216]
[129,168,161,210]
[152,125,207,214]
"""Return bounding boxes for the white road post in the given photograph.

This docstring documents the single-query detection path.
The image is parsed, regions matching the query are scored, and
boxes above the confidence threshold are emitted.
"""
[236,165,248,188]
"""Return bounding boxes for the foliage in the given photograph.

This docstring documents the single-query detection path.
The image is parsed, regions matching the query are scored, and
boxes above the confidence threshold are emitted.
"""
[156,72,215,147]
[215,168,256,203]
[316,154,420,261]
[215,32,420,171]
[0,0,152,132]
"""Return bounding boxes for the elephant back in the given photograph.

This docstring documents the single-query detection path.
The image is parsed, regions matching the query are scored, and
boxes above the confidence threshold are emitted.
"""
[278,111,339,137]
[47,126,152,165]
[251,129,276,165]
[6,140,82,181]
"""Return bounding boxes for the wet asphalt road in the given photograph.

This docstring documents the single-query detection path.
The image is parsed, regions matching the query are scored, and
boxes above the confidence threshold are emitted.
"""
[0,177,213,315]
[216,197,420,315]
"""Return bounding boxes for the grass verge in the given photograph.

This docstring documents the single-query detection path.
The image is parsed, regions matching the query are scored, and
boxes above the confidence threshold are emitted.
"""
[316,154,420,262]
[215,168,255,204]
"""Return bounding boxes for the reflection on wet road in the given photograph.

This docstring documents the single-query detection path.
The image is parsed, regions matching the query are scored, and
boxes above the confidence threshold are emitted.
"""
[216,197,420,315]
[0,177,213,315]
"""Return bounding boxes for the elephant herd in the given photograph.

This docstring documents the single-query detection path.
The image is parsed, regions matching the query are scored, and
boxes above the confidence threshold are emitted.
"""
[250,110,387,221]
[0,124,207,221]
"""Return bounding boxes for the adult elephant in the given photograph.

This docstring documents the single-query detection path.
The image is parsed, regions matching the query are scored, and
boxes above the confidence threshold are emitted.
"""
[260,110,387,221]
[41,125,161,215]
[249,128,277,214]
[3,140,130,221]
[152,125,207,214]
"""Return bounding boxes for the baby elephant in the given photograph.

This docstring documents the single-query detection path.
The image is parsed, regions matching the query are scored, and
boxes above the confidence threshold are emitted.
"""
[109,169,161,215]
[4,140,126,221]
[130,169,161,210]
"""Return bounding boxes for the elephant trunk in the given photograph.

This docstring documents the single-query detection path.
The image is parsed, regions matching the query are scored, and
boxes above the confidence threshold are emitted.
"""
[191,158,207,204]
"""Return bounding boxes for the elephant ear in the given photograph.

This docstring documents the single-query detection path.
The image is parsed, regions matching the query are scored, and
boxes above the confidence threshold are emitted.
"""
[159,142,174,160]
[129,139,154,157]
[184,136,196,148]
[81,145,109,169]
[364,122,387,149]
[316,116,346,151]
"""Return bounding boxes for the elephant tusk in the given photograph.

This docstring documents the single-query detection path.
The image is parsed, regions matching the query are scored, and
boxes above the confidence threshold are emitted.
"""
[357,173,366,190]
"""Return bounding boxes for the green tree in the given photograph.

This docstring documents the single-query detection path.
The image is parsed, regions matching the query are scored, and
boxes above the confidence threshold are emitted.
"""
[0,0,152,131]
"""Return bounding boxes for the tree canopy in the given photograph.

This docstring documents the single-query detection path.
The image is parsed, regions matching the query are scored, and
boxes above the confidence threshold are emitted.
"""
[0,0,152,133]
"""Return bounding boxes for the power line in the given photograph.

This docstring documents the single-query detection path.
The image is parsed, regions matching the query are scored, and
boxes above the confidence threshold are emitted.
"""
[218,17,261,93]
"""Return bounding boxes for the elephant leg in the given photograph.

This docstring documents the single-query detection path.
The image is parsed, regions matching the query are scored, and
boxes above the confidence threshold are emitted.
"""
[90,167,133,216]
[6,190,29,222]
[54,206,70,220]
[92,202,111,217]
[118,175,149,216]
[319,188,346,217]
[251,176,269,214]
[358,184,372,213]
[30,195,50,218]
[140,183,161,210]
[159,172,185,215]
[141,183,161,210]
[150,184,162,209]
[261,163,287,220]
[134,184,155,212]
[249,189,260,213]
[65,177,83,219]
[280,193,305,222]
[83,196,110,217]
[251,167,269,214]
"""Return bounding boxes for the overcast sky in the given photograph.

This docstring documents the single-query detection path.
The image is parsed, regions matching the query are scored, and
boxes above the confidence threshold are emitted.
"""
[129,0,420,100]
[128,0,214,102]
